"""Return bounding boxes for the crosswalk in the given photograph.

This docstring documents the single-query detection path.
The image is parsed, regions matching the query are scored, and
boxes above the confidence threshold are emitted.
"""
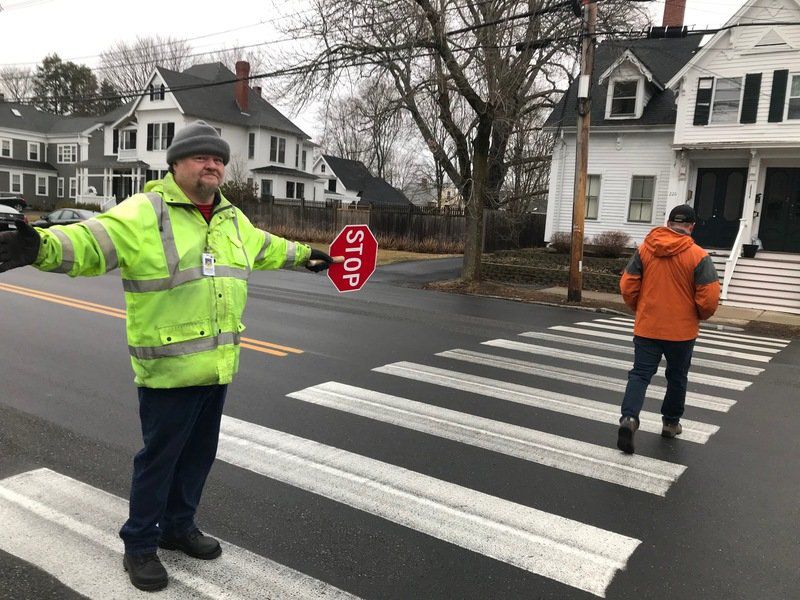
[0,315,790,598]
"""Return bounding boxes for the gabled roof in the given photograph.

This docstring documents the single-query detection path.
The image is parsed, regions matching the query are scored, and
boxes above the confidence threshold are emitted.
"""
[667,0,800,89]
[0,102,96,135]
[322,154,412,207]
[0,157,57,171]
[545,36,701,130]
[157,63,310,139]
[598,49,663,90]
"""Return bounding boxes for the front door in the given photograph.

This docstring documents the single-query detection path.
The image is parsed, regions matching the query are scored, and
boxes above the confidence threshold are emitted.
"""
[759,168,800,252]
[692,168,747,248]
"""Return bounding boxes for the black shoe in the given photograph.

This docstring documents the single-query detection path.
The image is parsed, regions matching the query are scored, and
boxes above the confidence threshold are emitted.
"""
[662,421,683,438]
[159,528,222,559]
[617,416,638,455]
[123,552,168,592]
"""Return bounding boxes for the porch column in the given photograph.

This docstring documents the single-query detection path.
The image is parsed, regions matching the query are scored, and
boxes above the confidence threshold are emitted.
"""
[742,150,761,244]
[665,149,689,221]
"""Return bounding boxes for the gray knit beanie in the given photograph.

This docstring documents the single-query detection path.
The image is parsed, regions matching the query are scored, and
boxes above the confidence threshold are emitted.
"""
[166,120,230,165]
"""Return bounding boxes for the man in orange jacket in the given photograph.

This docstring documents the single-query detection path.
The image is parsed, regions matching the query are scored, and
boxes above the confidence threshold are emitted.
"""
[617,204,720,454]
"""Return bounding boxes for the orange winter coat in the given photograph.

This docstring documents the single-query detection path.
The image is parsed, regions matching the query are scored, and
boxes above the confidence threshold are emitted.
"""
[620,226,720,341]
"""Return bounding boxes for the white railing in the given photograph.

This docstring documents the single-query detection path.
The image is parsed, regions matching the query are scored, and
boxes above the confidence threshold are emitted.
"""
[117,148,137,161]
[721,218,748,300]
[76,194,115,209]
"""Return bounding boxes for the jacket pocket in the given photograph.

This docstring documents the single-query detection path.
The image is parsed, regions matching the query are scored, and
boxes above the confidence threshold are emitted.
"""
[158,320,213,345]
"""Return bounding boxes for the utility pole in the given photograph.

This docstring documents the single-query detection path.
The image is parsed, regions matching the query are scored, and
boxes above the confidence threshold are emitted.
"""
[567,0,597,302]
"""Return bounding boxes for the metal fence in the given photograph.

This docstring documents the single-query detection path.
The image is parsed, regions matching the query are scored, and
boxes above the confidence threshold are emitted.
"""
[237,199,546,251]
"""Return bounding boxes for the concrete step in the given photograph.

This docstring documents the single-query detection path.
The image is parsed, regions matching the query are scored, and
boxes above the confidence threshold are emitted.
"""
[725,292,800,312]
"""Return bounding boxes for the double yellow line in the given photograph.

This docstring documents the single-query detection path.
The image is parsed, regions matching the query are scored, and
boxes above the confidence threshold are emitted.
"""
[0,282,303,358]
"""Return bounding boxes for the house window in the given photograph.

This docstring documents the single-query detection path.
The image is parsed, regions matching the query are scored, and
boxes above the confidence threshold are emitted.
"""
[147,122,174,151]
[296,182,305,200]
[145,169,168,181]
[787,73,800,120]
[57,177,64,198]
[628,176,655,223]
[286,181,295,198]
[68,177,77,199]
[119,131,137,150]
[321,163,326,173]
[57,144,78,163]
[586,175,601,220]
[28,142,39,161]
[302,150,307,171]
[248,133,255,159]
[36,175,48,196]
[149,83,165,101]
[10,172,22,193]
[0,138,10,158]
[711,77,743,124]
[270,136,286,163]
[260,179,273,199]
[328,179,337,193]
[610,80,638,117]
[295,143,300,168]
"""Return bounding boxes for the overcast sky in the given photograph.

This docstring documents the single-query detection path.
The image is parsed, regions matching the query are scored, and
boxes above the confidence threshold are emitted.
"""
[0,0,745,137]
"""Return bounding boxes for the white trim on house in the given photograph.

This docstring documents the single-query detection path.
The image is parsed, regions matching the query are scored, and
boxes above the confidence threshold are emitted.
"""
[605,77,646,120]
[35,174,48,197]
[599,50,663,90]
[57,177,64,198]
[0,138,11,158]
[68,177,77,199]
[785,72,800,120]
[9,171,22,193]
[27,141,39,161]
[57,143,78,164]
[708,76,744,126]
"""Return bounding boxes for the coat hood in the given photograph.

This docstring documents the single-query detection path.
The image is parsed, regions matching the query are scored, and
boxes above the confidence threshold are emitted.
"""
[643,226,695,257]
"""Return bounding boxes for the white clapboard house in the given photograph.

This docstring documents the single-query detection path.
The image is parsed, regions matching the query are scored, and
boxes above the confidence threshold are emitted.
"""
[545,0,800,313]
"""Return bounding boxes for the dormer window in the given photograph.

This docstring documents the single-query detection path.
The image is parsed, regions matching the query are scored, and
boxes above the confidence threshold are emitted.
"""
[148,83,165,101]
[609,80,639,117]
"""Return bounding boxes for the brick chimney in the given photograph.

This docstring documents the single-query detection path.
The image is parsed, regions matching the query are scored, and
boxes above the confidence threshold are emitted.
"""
[662,0,686,27]
[235,60,250,113]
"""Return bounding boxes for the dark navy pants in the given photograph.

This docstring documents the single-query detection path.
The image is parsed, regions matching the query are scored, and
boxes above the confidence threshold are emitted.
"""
[621,336,695,425]
[119,384,227,555]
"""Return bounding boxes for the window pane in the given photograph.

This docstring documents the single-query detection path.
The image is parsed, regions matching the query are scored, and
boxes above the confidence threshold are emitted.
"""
[613,80,638,98]
[788,98,800,120]
[611,98,636,115]
[712,78,741,123]
[724,171,745,221]
[791,75,800,97]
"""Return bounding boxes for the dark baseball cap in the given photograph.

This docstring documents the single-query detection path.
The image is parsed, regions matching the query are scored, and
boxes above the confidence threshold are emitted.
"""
[668,204,696,223]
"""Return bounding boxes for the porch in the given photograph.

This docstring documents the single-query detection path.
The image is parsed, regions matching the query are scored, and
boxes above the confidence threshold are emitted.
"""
[669,149,800,314]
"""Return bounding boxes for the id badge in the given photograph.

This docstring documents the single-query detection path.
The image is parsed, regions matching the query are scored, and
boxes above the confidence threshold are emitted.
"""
[202,253,216,276]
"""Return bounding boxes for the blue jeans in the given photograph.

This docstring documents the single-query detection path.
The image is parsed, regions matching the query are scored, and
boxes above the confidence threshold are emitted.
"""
[119,384,227,555]
[621,336,695,425]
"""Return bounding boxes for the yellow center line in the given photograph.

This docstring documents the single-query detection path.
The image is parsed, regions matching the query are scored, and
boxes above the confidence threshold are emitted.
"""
[0,282,302,357]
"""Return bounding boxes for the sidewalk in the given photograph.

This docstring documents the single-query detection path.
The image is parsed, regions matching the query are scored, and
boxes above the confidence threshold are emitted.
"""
[540,287,800,329]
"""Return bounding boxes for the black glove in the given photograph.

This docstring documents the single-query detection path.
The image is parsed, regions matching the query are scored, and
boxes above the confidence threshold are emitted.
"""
[305,248,335,273]
[0,220,41,273]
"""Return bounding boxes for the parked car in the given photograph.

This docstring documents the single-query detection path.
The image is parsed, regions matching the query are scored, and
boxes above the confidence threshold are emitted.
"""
[0,203,26,231]
[31,208,100,228]
[0,194,27,212]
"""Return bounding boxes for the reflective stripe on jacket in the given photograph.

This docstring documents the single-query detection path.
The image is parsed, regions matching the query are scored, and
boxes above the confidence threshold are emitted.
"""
[33,174,311,388]
[620,226,720,341]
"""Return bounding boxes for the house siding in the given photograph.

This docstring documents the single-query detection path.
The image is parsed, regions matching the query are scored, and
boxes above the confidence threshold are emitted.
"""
[674,14,800,146]
[545,130,675,246]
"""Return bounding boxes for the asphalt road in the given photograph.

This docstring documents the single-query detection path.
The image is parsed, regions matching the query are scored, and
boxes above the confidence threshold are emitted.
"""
[0,261,798,600]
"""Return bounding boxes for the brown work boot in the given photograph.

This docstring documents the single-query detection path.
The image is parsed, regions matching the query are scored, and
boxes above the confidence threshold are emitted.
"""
[662,421,683,438]
[617,416,638,454]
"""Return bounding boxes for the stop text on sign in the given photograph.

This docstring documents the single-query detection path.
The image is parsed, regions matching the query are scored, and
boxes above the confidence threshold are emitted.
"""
[327,224,378,293]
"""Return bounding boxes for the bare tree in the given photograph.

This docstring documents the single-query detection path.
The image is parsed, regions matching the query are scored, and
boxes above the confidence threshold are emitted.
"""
[0,67,34,102]
[282,0,647,280]
[99,36,195,98]
[209,46,270,81]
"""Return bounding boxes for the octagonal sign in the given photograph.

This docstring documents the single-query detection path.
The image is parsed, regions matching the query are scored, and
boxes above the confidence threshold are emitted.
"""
[327,224,378,293]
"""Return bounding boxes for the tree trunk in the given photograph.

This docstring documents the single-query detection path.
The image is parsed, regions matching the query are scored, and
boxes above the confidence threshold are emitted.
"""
[461,118,491,282]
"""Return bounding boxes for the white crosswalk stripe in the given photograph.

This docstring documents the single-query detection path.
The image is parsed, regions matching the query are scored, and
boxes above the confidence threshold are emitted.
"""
[373,362,720,444]
[550,326,774,362]
[572,321,782,354]
[440,348,737,412]
[0,469,358,600]
[216,415,641,597]
[607,317,790,345]
[481,339,750,391]
[287,381,687,496]
[519,331,765,375]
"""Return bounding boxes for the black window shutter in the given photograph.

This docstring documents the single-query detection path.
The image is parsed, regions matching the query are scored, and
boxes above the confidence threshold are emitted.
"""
[740,73,762,124]
[113,129,119,153]
[146,124,154,151]
[768,69,789,122]
[166,123,175,147]
[693,78,714,126]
